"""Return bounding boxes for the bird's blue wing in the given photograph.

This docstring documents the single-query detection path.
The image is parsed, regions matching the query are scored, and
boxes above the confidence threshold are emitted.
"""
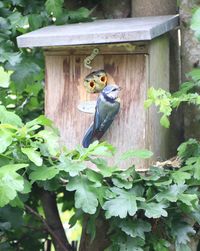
[93,98,101,131]
[82,123,94,148]
[82,98,101,148]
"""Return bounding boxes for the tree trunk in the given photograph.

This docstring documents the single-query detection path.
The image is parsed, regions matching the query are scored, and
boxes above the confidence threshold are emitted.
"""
[179,1,200,248]
[131,0,177,17]
[79,214,110,251]
[180,0,200,141]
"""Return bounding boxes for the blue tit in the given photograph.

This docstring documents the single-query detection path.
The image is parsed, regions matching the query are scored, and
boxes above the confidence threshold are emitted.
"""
[84,70,108,93]
[82,84,121,148]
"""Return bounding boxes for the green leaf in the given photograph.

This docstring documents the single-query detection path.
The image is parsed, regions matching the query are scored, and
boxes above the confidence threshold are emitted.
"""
[171,222,195,245]
[86,210,99,242]
[142,202,168,218]
[29,166,59,183]
[26,115,53,128]
[82,141,115,158]
[85,169,103,187]
[59,159,86,177]
[96,186,108,206]
[118,237,144,251]
[191,8,200,40]
[185,157,200,180]
[156,184,187,203]
[103,188,144,219]
[177,139,200,159]
[153,177,172,187]
[45,0,64,17]
[28,14,43,30]
[21,179,31,194]
[21,148,43,166]
[176,244,191,251]
[152,239,170,251]
[91,158,118,177]
[0,106,23,127]
[0,164,27,207]
[0,206,23,229]
[9,195,24,208]
[171,170,191,184]
[36,130,59,156]
[56,7,92,25]
[8,12,28,32]
[0,17,11,33]
[91,145,113,157]
[186,69,200,82]
[144,99,153,109]
[160,115,170,128]
[118,149,153,161]
[112,177,132,189]
[1,51,21,66]
[0,163,28,173]
[178,193,198,207]
[0,176,23,207]
[11,60,42,91]
[66,176,98,214]
[119,219,151,239]
[0,129,13,153]
[0,67,12,88]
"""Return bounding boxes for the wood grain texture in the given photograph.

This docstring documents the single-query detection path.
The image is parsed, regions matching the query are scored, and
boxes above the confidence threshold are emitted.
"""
[45,52,148,169]
[45,37,170,170]
[44,43,148,56]
[17,15,178,48]
[148,35,170,162]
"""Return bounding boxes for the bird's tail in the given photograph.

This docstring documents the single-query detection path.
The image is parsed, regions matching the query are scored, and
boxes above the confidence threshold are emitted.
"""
[82,124,94,148]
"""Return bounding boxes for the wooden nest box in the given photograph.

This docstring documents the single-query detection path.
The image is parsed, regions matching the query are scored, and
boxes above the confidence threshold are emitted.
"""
[17,15,178,170]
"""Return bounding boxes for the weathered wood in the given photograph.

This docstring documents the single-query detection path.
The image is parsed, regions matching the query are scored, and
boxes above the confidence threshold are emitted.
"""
[45,52,148,169]
[45,36,170,170]
[17,15,178,48]
[44,43,148,56]
[148,35,170,162]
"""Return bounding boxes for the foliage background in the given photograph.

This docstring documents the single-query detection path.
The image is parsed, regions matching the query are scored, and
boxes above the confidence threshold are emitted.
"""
[0,1,200,251]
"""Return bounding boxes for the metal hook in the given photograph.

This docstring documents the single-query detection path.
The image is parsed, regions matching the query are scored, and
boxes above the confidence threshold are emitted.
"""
[84,48,100,69]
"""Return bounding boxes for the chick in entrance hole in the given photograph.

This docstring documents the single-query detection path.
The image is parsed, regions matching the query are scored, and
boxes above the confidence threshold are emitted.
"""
[83,70,108,93]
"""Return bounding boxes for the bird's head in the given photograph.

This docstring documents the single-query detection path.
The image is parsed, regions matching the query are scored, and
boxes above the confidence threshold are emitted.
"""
[102,84,121,100]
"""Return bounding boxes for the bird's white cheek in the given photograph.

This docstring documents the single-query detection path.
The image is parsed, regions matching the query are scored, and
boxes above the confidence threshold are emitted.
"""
[111,91,119,99]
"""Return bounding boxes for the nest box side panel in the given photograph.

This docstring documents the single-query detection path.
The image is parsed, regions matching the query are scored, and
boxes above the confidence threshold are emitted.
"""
[45,52,147,168]
[148,35,170,161]
[102,54,148,154]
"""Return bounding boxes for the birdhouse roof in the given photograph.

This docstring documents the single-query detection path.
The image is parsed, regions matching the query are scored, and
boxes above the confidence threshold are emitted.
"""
[17,15,178,48]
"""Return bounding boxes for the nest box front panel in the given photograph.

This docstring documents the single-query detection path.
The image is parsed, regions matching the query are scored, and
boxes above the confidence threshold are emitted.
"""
[45,52,147,156]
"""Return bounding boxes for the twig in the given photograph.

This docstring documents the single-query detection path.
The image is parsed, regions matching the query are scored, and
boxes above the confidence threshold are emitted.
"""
[25,205,69,251]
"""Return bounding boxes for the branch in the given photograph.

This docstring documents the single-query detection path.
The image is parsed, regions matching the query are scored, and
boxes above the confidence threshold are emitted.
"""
[40,190,73,251]
[25,204,70,251]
